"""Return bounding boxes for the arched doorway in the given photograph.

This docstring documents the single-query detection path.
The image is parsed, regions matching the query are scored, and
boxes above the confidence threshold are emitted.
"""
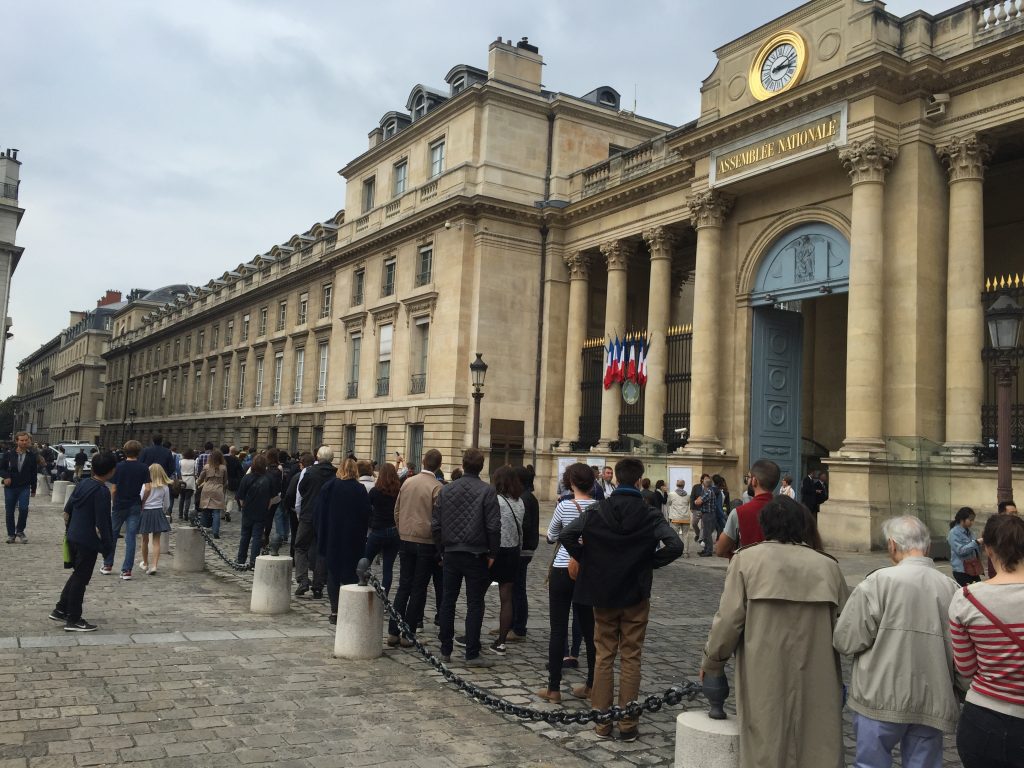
[749,223,850,480]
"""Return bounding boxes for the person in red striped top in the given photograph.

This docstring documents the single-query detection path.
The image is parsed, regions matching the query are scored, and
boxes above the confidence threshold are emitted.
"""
[948,513,1024,768]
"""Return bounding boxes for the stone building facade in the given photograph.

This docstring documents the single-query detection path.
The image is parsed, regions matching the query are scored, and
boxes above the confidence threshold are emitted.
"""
[0,148,24,385]
[86,1,1024,549]
[13,334,59,443]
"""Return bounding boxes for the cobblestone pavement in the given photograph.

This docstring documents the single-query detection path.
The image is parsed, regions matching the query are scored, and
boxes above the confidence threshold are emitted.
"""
[1,495,962,766]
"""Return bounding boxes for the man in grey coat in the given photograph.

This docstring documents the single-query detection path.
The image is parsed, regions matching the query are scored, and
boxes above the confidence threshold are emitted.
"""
[833,515,961,768]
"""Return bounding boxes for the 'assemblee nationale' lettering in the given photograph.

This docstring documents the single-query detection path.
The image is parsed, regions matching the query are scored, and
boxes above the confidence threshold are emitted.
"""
[718,117,839,176]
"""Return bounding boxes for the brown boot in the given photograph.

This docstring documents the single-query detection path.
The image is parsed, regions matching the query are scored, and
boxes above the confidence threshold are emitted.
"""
[570,684,592,700]
[535,688,562,704]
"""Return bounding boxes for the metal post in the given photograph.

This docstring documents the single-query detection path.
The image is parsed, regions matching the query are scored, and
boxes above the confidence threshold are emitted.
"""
[996,358,1014,504]
[472,391,483,449]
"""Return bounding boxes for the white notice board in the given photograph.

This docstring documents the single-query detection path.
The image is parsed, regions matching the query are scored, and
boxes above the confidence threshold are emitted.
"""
[667,465,694,494]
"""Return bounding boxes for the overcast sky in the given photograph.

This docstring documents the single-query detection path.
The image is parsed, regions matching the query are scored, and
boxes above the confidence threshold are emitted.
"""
[3,0,951,396]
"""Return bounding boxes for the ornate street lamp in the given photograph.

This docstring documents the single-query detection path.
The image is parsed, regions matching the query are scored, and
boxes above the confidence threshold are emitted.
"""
[470,353,488,449]
[986,293,1023,504]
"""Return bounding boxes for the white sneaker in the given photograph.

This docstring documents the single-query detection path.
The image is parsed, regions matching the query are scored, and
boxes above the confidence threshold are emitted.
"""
[139,561,148,571]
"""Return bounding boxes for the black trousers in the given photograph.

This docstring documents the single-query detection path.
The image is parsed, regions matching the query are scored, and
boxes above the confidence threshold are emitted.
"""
[389,541,438,636]
[57,546,98,622]
[547,566,595,691]
[293,518,326,589]
[438,551,490,659]
[957,701,1024,768]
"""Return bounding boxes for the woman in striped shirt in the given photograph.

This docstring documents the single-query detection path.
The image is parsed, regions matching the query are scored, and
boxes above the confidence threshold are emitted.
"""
[948,513,1024,768]
[536,462,598,704]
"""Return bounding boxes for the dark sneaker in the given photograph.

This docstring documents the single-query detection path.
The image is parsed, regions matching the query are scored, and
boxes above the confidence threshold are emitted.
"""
[562,656,579,669]
[99,565,113,575]
[328,614,337,625]
[120,570,132,580]
[312,588,323,600]
[454,635,467,648]
[295,583,310,597]
[386,634,401,647]
[488,641,506,656]
[64,619,97,632]
[48,609,67,623]
[439,654,452,663]
[16,532,26,543]
[617,728,640,743]
[464,656,494,668]
[5,536,14,544]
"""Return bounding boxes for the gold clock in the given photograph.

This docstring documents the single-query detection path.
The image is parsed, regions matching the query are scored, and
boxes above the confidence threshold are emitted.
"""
[749,31,808,101]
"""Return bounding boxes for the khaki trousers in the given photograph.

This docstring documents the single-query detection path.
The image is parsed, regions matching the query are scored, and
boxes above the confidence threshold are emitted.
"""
[591,599,650,733]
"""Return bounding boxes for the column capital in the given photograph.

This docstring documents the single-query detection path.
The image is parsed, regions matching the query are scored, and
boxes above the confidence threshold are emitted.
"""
[838,136,897,185]
[687,190,734,230]
[936,134,993,183]
[642,226,677,259]
[564,251,591,280]
[599,240,635,271]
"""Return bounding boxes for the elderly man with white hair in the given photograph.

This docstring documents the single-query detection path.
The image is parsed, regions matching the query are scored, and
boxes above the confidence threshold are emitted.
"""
[833,515,961,768]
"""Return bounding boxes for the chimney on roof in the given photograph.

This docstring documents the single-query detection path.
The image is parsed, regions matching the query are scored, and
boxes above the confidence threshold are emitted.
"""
[96,290,122,308]
[488,36,542,93]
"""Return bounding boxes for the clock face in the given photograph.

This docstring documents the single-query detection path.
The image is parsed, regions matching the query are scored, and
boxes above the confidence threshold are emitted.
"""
[749,31,807,101]
[760,43,798,93]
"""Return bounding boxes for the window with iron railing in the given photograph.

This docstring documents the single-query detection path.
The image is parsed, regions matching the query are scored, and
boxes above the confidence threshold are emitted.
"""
[277,301,287,331]
[410,373,426,394]
[353,270,365,305]
[416,245,432,286]
[382,259,396,297]
[320,283,333,319]
[346,381,359,399]
[375,375,390,396]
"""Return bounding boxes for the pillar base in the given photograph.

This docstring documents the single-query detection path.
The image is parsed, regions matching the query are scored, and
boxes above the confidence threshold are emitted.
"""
[51,480,71,506]
[554,442,574,454]
[943,442,981,465]
[678,438,724,456]
[173,527,206,573]
[591,440,618,453]
[250,555,293,614]
[836,438,887,459]
[334,584,384,660]
[674,710,739,768]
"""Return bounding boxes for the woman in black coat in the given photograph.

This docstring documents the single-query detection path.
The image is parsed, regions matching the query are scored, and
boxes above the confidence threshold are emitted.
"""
[236,454,273,568]
[316,457,371,625]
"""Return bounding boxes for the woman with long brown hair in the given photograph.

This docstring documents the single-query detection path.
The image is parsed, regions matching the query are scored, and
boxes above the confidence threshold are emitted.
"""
[364,462,401,595]
[197,449,226,539]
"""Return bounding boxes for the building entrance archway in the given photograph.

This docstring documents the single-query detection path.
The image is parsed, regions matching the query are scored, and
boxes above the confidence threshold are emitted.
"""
[749,223,850,480]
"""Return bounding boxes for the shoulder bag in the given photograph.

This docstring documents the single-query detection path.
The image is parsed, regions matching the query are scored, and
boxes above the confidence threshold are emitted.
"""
[963,556,984,578]
[962,585,1024,652]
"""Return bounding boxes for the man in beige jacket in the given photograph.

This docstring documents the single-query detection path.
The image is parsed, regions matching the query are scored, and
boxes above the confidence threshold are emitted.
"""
[833,515,960,768]
[388,448,443,645]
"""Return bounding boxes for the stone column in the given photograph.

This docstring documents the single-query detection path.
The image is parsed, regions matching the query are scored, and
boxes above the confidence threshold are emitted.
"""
[686,191,733,452]
[596,240,633,449]
[938,135,991,454]
[561,251,591,444]
[643,227,677,441]
[838,136,897,455]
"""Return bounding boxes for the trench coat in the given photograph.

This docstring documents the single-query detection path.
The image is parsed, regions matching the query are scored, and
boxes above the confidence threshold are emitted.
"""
[702,541,851,768]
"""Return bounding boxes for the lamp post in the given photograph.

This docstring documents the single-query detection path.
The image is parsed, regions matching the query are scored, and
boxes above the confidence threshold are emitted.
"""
[74,417,80,442]
[469,353,488,449]
[62,419,67,441]
[127,409,136,442]
[986,293,1023,504]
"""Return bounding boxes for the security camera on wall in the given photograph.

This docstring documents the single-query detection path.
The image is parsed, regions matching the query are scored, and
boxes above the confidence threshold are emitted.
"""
[444,220,452,230]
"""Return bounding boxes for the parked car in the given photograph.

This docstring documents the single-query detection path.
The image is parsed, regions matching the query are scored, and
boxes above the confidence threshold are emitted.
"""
[53,442,98,480]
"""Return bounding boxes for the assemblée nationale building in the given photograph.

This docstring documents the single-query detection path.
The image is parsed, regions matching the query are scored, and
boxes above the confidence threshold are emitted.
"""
[15,0,1024,550]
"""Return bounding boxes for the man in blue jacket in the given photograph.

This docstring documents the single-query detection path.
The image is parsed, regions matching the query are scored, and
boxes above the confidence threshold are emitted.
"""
[51,450,116,632]
[1,431,39,543]
[560,457,683,741]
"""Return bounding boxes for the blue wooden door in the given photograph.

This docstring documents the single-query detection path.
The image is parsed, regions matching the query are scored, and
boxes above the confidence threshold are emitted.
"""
[749,308,802,482]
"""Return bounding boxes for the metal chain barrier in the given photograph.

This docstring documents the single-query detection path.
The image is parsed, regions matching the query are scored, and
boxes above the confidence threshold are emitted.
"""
[184,509,252,572]
[361,566,705,726]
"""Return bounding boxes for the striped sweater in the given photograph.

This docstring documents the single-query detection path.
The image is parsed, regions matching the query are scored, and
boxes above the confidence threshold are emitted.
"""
[948,582,1024,718]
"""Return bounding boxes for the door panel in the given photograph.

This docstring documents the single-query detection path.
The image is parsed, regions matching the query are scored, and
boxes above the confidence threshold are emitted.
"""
[750,308,802,482]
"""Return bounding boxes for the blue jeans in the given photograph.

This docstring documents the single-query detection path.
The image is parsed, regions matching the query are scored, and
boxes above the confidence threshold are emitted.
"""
[853,712,943,768]
[4,485,31,536]
[107,504,142,573]
[364,527,400,594]
[270,503,289,551]
[201,508,222,536]
[237,518,262,566]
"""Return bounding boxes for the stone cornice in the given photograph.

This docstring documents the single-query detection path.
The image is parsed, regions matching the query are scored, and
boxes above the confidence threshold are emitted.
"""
[839,136,898,185]
[936,134,993,183]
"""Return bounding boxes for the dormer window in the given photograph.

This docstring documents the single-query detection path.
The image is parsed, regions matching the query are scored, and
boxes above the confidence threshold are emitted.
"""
[413,94,427,119]
[451,76,466,95]
[383,120,398,139]
[599,90,617,107]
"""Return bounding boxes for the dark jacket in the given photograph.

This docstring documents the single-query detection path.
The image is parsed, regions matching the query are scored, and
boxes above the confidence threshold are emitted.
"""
[224,454,244,491]
[431,472,500,557]
[284,469,302,517]
[800,475,821,512]
[317,478,371,583]
[560,487,683,608]
[298,462,336,523]
[368,487,398,530]
[0,448,39,491]
[520,489,540,554]
[64,477,114,557]
[236,472,273,525]
[139,442,175,478]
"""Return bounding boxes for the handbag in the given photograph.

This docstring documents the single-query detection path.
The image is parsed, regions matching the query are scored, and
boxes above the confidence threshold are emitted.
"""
[963,556,984,577]
[962,585,1024,653]
[566,500,587,580]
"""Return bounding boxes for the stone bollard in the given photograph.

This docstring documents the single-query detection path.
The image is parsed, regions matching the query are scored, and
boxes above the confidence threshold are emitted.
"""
[333,584,383,660]
[675,711,740,768]
[173,527,206,573]
[250,555,292,614]
[51,480,71,506]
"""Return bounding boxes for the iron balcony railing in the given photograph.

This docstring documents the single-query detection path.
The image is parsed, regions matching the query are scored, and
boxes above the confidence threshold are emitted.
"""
[346,381,358,399]
[410,373,426,394]
[376,377,390,396]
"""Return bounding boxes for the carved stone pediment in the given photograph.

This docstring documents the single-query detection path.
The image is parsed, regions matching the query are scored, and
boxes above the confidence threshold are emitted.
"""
[401,292,438,326]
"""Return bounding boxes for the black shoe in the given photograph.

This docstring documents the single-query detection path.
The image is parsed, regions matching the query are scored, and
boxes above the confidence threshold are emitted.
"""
[224,514,232,522]
[454,635,467,648]
[439,654,451,663]
[48,608,67,623]
[312,588,323,600]
[328,614,337,625]
[699,552,713,557]
[562,656,579,669]
[295,583,310,597]
[464,656,494,668]
[213,533,220,539]
[617,727,640,742]
[64,618,97,632]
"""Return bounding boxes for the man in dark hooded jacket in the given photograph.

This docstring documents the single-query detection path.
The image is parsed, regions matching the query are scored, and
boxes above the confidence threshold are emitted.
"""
[560,457,682,741]
[293,446,336,598]
[52,450,116,632]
